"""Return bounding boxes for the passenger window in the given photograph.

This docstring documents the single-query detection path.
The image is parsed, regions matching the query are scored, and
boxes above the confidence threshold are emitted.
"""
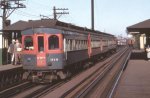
[49,35,59,49]
[70,40,72,50]
[24,36,34,50]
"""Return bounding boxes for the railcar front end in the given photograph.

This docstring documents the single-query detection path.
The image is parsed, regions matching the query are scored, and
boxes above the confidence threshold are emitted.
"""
[21,28,65,82]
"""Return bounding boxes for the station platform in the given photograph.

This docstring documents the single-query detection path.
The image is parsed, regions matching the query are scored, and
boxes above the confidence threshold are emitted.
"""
[113,50,150,98]
[0,64,22,71]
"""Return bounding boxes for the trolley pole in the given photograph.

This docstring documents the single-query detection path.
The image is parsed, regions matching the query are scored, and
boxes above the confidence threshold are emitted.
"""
[0,0,26,65]
[2,3,6,29]
[0,0,26,29]
[53,6,57,20]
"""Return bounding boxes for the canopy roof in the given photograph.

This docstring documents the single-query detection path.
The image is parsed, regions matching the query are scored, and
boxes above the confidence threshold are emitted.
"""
[3,19,59,32]
[127,19,150,33]
[2,19,113,36]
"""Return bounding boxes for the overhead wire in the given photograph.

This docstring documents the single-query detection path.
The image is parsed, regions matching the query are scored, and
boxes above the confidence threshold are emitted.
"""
[13,10,40,18]
[31,0,51,8]
[23,0,53,19]
[27,0,52,11]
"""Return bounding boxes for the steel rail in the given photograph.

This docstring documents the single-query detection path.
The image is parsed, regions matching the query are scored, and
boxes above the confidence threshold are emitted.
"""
[23,81,66,98]
[23,48,123,98]
[108,48,132,98]
[74,48,129,98]
[0,81,36,98]
[60,47,128,98]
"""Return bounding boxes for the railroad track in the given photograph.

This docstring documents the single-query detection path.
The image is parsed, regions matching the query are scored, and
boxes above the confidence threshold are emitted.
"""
[0,81,36,98]
[83,48,131,98]
[0,67,83,98]
[23,81,66,98]
[0,79,68,98]
[17,49,118,98]
[61,47,131,98]
[0,47,126,98]
[40,46,130,98]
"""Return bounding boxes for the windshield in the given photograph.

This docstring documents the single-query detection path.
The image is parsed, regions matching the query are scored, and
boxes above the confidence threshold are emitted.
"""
[24,36,34,50]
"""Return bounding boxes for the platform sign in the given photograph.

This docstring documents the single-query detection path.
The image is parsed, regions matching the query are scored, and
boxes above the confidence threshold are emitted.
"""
[0,32,2,65]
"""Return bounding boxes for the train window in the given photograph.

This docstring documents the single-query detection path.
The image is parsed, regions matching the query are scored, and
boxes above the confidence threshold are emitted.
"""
[68,39,71,51]
[79,41,81,49]
[76,40,78,50]
[70,40,73,50]
[38,36,44,52]
[24,36,34,50]
[48,35,59,50]
[66,39,70,51]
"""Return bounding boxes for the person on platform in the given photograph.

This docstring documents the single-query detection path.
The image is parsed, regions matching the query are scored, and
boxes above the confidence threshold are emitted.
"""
[8,39,15,64]
[146,45,150,60]
[14,39,22,65]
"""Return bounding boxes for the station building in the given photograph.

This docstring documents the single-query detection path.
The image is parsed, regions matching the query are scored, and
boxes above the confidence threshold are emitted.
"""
[0,20,27,65]
[127,19,150,50]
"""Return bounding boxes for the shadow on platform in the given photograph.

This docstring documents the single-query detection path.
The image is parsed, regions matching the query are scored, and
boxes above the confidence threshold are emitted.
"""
[130,50,147,60]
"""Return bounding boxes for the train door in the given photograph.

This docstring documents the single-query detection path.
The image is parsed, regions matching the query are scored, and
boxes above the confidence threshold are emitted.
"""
[36,34,46,67]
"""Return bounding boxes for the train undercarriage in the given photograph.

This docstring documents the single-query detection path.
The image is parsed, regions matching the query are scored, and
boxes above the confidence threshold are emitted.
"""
[26,49,116,83]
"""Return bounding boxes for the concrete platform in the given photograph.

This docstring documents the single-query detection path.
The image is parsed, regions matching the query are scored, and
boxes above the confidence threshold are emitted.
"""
[113,58,150,97]
[0,64,22,71]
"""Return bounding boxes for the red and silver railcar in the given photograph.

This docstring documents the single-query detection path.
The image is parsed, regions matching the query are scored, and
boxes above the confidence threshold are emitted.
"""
[21,20,117,82]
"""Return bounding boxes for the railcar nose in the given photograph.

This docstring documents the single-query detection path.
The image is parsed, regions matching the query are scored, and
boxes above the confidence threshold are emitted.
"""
[36,55,46,67]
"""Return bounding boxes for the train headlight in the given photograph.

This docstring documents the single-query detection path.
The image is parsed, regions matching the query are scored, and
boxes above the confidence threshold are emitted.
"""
[27,57,31,61]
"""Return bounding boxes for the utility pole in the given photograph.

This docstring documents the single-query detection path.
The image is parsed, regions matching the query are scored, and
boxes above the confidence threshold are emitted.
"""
[53,6,69,20]
[0,0,26,29]
[0,0,26,65]
[91,0,94,30]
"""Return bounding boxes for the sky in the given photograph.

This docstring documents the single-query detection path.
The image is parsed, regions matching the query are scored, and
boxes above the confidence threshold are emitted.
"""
[1,0,150,37]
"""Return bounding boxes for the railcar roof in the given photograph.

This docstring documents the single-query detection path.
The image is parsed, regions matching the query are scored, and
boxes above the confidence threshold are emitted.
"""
[3,19,114,36]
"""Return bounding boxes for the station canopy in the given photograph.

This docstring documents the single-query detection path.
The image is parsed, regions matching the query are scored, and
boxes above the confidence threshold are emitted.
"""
[2,19,59,32]
[2,19,95,33]
[127,19,150,34]
[2,19,114,36]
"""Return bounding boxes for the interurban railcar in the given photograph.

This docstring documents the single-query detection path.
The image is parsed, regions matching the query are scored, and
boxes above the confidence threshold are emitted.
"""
[21,20,117,82]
